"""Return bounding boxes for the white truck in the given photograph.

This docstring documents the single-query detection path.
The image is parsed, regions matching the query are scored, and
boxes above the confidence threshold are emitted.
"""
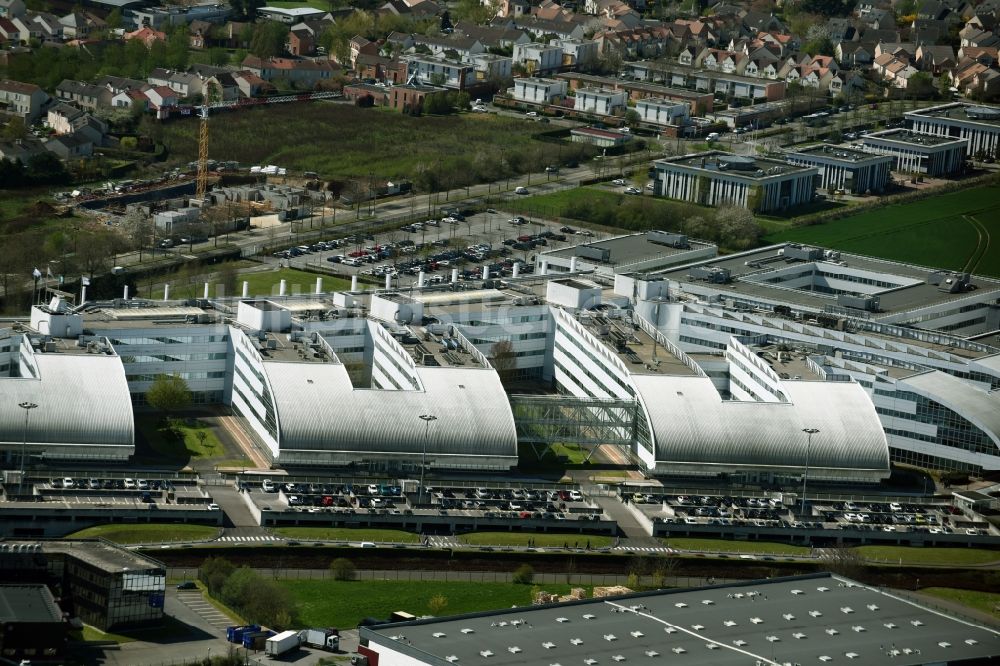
[265,630,300,657]
[300,627,340,651]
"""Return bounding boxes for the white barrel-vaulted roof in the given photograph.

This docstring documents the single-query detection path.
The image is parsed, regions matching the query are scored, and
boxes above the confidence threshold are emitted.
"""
[0,351,135,458]
[263,361,518,466]
[631,375,890,480]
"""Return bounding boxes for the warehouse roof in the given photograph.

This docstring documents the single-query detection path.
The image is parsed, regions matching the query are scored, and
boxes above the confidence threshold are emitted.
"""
[361,573,1000,666]
[0,585,62,624]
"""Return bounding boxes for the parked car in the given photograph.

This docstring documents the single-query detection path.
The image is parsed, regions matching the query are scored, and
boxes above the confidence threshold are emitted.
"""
[176,581,197,590]
[515,186,529,195]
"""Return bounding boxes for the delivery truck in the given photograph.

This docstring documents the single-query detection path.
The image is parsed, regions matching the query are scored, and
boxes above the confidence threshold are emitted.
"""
[265,630,300,657]
[299,627,339,651]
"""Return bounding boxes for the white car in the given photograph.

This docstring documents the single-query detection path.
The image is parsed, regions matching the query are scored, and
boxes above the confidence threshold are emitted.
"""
[569,490,583,501]
[262,479,275,493]
[137,479,149,490]
[368,484,379,495]
[124,478,136,489]
[612,179,626,186]
[62,477,74,489]
[208,503,220,511]
[624,187,641,195]
[515,186,529,195]
[525,111,538,117]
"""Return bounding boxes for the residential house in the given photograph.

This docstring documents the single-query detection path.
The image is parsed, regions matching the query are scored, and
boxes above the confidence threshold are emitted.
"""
[388,82,446,112]
[58,12,88,39]
[573,87,627,115]
[147,68,204,99]
[55,79,107,110]
[410,32,486,60]
[143,85,179,112]
[378,0,440,19]
[836,40,876,67]
[697,48,748,74]
[349,35,379,67]
[916,44,956,73]
[0,136,45,161]
[0,17,18,45]
[188,19,211,49]
[512,76,567,103]
[742,11,785,35]
[597,26,674,61]
[44,133,92,159]
[495,0,529,19]
[232,70,275,97]
[452,21,531,49]
[9,16,38,42]
[28,11,61,41]
[959,46,998,65]
[0,0,25,19]
[0,79,48,121]
[874,51,920,88]
[468,53,512,83]
[240,56,339,86]
[400,54,475,89]
[512,42,563,74]
[288,27,315,56]
[125,26,167,47]
[45,102,85,134]
[960,25,999,48]
[110,88,149,110]
[504,15,588,41]
[557,38,599,68]
[356,53,409,84]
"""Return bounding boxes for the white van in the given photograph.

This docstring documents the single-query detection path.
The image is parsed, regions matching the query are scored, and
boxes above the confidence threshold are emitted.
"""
[706,132,721,142]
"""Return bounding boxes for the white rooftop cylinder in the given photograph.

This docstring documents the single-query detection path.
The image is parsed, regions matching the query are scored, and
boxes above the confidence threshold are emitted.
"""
[540,261,548,276]
[315,277,323,294]
[163,284,170,301]
[242,281,249,298]
[203,282,210,299]
[351,275,358,291]
[451,268,459,284]
[512,262,520,278]
[279,279,287,296]
[569,256,578,272]
[482,266,490,280]
[418,271,425,287]
[385,273,392,290]
[123,285,129,300]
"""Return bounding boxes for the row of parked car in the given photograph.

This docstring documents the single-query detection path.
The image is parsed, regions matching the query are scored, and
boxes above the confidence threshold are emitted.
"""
[49,477,171,491]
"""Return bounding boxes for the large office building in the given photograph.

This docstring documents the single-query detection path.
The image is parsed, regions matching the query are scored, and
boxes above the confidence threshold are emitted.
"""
[860,129,968,176]
[3,244,998,476]
[537,231,716,277]
[653,152,818,213]
[786,144,893,194]
[0,539,166,631]
[905,101,1000,159]
[653,245,1000,473]
[358,573,1000,666]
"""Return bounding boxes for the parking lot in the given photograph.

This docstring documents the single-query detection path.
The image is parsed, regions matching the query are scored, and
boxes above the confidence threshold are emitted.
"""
[273,211,600,284]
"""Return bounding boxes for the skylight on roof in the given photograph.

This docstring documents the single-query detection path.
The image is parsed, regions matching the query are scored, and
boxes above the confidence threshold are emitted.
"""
[733,639,747,647]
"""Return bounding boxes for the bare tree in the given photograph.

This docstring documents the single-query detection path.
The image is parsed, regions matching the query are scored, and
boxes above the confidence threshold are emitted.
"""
[818,546,867,580]
[490,340,516,384]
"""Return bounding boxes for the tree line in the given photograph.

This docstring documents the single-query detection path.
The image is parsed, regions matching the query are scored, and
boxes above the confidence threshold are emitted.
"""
[199,557,300,629]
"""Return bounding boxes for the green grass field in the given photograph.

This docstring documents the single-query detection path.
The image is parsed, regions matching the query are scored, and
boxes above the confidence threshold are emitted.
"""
[138,417,225,461]
[274,527,419,543]
[856,545,1000,566]
[284,580,577,627]
[66,523,219,544]
[765,185,1000,277]
[161,104,560,184]
[661,537,811,556]
[920,587,1000,618]
[458,532,614,548]
[235,268,352,298]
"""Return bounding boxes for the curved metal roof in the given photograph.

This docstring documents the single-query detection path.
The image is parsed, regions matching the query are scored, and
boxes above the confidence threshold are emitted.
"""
[0,353,134,449]
[264,362,518,461]
[632,375,889,479]
[902,370,1000,448]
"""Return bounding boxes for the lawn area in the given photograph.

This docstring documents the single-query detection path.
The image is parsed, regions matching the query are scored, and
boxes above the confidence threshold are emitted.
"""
[764,185,1000,277]
[273,527,420,543]
[136,415,225,462]
[856,545,1000,566]
[69,625,137,644]
[236,268,352,298]
[920,587,1000,619]
[284,580,578,627]
[661,537,811,556]
[160,104,569,185]
[458,532,614,548]
[66,523,219,544]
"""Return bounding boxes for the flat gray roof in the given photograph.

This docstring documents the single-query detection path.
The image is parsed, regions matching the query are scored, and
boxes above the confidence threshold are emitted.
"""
[548,233,709,265]
[655,244,1000,320]
[0,585,62,624]
[362,573,1000,666]
[657,152,812,179]
[907,102,1000,127]
[864,129,966,147]
[2,539,165,574]
[790,144,891,163]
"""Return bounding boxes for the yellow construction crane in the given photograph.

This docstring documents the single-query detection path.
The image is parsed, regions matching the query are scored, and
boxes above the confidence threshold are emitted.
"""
[196,104,209,200]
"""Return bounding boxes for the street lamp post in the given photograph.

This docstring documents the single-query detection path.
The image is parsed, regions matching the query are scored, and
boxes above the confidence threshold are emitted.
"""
[418,414,437,506]
[18,402,37,495]
[800,428,819,517]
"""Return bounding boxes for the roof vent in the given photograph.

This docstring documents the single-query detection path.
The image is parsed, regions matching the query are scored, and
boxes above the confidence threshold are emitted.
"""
[612,656,626,662]
[791,589,804,595]
[480,650,494,658]
[706,643,720,650]
[433,632,446,638]
[817,586,830,592]
[664,627,677,634]
[938,642,951,648]
[793,632,806,639]
[675,603,688,608]
[783,614,795,621]
[867,604,879,611]
[691,624,704,631]
[911,620,924,627]
[446,657,458,663]
[766,635,780,642]
[883,622,896,629]
[826,629,839,636]
[672,647,686,654]
[846,652,859,659]
[645,650,659,657]
[809,611,823,617]
[508,647,522,654]
[819,657,832,662]
[733,640,747,647]
[543,642,555,649]
[570,638,583,645]
[556,618,569,623]
[750,617,763,624]
[724,620,737,627]
[630,631,643,638]
[583,614,596,620]
[840,607,854,614]
[461,628,474,634]
[966,639,978,645]
[702,599,714,605]
[852,626,866,633]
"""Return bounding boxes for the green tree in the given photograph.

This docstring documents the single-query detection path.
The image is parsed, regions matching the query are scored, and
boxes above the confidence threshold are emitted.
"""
[146,373,193,417]
[330,557,356,581]
[1,117,27,140]
[803,35,834,57]
[106,8,122,30]
[512,563,534,584]
[250,22,289,58]
[208,47,229,66]
[198,556,236,596]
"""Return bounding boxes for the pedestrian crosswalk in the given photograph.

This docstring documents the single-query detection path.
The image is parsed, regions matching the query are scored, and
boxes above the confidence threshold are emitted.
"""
[613,546,675,553]
[426,536,458,548]
[216,535,283,542]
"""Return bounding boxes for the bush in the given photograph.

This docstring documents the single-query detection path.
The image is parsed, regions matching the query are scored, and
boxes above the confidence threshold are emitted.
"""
[512,564,535,585]
[330,557,356,581]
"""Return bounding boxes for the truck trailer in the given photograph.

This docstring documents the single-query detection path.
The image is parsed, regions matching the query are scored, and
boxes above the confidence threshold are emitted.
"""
[265,630,300,657]
[300,627,339,651]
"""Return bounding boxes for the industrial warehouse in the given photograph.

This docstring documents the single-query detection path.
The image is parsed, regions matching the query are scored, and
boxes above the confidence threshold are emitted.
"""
[358,573,1000,666]
[0,240,999,478]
